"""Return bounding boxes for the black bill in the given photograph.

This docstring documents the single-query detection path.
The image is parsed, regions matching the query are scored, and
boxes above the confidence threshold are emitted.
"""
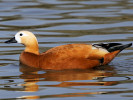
[5,37,17,43]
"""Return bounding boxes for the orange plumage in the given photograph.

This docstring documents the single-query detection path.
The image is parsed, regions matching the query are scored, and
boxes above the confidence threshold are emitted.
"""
[5,31,132,70]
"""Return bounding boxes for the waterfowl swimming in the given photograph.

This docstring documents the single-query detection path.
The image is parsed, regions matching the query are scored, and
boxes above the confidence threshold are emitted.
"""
[5,31,132,70]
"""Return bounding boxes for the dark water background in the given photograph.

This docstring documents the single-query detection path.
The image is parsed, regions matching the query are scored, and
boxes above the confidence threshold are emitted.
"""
[0,0,133,100]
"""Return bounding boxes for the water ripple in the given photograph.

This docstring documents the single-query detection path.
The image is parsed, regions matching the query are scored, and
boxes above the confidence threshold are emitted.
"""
[0,0,133,100]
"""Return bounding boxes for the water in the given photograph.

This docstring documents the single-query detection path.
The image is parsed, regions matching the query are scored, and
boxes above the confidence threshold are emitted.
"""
[0,0,133,99]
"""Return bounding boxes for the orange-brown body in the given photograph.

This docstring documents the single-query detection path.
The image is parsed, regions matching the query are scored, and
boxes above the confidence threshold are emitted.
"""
[20,44,120,70]
[5,31,132,70]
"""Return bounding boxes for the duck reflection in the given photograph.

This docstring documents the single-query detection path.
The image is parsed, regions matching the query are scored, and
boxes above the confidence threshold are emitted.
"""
[19,64,118,88]
[19,64,118,99]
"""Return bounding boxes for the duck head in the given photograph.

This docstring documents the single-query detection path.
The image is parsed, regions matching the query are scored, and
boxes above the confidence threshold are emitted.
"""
[5,31,39,55]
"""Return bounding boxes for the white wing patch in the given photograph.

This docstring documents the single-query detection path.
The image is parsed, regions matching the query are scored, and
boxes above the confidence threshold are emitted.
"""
[92,46,97,49]
[92,45,109,53]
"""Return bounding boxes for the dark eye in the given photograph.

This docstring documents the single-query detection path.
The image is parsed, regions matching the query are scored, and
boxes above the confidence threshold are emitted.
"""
[20,33,23,36]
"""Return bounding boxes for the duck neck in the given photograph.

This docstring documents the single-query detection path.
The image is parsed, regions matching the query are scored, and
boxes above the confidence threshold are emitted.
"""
[24,43,39,55]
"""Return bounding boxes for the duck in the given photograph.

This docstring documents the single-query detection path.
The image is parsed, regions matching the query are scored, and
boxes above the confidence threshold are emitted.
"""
[5,31,132,70]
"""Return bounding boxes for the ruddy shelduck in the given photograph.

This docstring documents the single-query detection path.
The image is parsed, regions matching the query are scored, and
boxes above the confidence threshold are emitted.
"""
[5,31,132,70]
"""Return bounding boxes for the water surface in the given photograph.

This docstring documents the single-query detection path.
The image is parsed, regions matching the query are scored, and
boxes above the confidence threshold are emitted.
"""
[0,0,133,100]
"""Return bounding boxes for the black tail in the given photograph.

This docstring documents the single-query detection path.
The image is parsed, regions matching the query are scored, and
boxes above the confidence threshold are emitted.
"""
[93,43,132,52]
[108,43,132,52]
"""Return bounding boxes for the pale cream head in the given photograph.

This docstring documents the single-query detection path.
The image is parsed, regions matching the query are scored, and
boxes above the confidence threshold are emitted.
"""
[15,31,39,54]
